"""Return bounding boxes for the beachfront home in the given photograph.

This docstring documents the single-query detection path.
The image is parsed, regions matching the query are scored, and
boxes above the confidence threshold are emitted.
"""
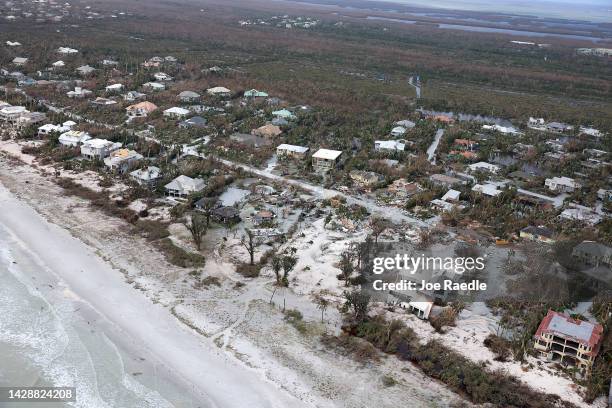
[312,149,342,172]
[58,130,91,147]
[130,166,161,187]
[534,310,603,373]
[164,175,206,197]
[81,138,122,160]
[276,144,309,160]
[103,149,143,173]
[38,123,69,137]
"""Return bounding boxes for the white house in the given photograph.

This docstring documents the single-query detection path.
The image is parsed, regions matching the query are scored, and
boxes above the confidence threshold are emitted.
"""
[105,83,124,92]
[206,86,231,97]
[143,82,165,91]
[57,47,78,54]
[103,149,143,173]
[130,166,161,186]
[58,130,91,146]
[80,138,122,160]
[441,189,461,202]
[375,140,405,152]
[153,72,172,81]
[312,149,342,172]
[0,106,28,122]
[276,143,309,159]
[472,183,502,197]
[272,108,296,120]
[51,60,65,69]
[164,175,206,197]
[468,162,500,174]
[67,87,92,98]
[545,176,580,193]
[76,65,95,75]
[163,107,190,119]
[123,91,146,101]
[12,57,28,66]
[560,207,602,225]
[38,123,65,137]
[407,300,433,320]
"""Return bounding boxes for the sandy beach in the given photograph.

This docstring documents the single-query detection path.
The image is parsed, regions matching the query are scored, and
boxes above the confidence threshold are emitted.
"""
[0,182,305,408]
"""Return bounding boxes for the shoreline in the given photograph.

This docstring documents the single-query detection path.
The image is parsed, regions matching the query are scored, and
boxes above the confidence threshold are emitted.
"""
[0,181,305,408]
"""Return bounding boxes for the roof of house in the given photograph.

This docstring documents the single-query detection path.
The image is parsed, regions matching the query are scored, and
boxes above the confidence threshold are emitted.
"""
[212,206,240,218]
[164,175,205,192]
[375,140,405,150]
[312,148,342,160]
[441,189,461,202]
[83,138,117,149]
[252,124,282,138]
[546,176,580,188]
[277,143,309,154]
[164,107,190,115]
[469,161,500,172]
[272,108,295,119]
[207,86,231,94]
[535,310,603,354]
[130,166,161,181]
[104,149,143,165]
[472,183,502,197]
[180,116,207,127]
[126,101,158,112]
[521,225,554,238]
[394,119,415,128]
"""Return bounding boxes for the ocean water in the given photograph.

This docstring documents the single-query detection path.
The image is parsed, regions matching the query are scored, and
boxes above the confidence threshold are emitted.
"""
[0,228,195,408]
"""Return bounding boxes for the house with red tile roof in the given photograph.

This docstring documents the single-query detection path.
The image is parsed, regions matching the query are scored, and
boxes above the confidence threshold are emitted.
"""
[534,310,603,373]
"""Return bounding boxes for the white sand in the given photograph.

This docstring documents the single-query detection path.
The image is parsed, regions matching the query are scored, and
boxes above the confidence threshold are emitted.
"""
[0,183,305,408]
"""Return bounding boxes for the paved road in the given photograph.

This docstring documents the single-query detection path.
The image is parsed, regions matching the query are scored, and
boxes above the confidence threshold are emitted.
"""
[426,128,444,164]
